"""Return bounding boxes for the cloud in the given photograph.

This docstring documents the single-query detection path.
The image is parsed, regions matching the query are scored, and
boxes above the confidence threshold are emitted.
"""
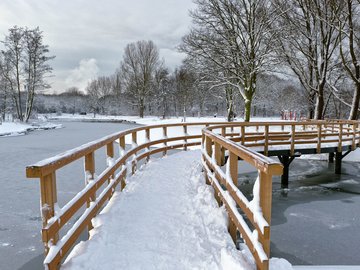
[0,0,196,93]
[65,58,99,92]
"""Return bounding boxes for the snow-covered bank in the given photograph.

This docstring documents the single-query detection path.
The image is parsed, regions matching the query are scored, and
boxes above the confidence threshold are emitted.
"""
[61,150,292,270]
[44,113,283,125]
[0,121,62,137]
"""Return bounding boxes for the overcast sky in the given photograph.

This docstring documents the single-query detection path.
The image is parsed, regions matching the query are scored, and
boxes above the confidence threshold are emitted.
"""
[0,0,195,93]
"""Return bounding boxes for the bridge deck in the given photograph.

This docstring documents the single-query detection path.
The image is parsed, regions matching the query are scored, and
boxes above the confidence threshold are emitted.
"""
[61,150,263,270]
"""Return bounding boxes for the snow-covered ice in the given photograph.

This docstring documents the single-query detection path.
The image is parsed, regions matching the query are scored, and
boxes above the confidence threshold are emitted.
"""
[0,121,62,137]
[61,150,291,270]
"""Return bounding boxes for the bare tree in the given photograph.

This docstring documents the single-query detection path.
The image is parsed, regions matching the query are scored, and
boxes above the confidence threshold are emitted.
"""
[154,66,170,119]
[181,0,278,121]
[86,80,101,117]
[174,65,196,121]
[23,27,54,122]
[274,0,344,119]
[0,26,24,121]
[120,40,160,118]
[0,26,54,122]
[337,0,360,119]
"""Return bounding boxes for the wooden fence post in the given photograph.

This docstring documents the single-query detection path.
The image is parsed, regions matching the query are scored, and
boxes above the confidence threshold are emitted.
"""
[85,152,95,232]
[119,136,126,191]
[290,125,295,156]
[183,125,188,151]
[352,123,357,150]
[241,126,245,145]
[132,132,137,174]
[107,142,114,183]
[317,124,322,154]
[205,136,213,157]
[228,152,238,243]
[338,124,343,152]
[163,126,168,156]
[264,125,269,156]
[145,128,150,163]
[221,127,226,165]
[40,172,58,254]
[259,171,272,260]
[214,142,222,205]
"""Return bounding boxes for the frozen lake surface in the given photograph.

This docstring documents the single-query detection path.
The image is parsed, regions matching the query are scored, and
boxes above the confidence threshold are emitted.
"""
[1,121,360,269]
[0,121,138,270]
[238,159,360,265]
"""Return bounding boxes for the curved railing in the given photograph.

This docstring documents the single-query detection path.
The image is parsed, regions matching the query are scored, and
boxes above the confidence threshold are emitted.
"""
[26,120,360,270]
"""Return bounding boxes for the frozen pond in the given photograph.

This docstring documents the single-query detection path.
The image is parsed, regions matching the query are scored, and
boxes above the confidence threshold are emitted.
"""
[238,158,360,265]
[0,121,138,270]
[1,121,360,269]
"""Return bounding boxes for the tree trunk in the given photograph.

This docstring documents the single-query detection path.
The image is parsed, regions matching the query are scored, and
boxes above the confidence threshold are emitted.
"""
[139,99,144,118]
[244,99,251,122]
[349,83,360,120]
[183,105,186,122]
[226,86,234,122]
[314,93,324,120]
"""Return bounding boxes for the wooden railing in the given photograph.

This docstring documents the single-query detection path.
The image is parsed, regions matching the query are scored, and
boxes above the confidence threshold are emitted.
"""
[220,120,360,155]
[26,122,227,270]
[202,124,283,270]
[26,120,359,270]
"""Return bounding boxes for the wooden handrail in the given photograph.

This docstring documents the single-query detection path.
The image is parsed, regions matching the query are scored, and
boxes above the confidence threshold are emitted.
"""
[26,119,360,270]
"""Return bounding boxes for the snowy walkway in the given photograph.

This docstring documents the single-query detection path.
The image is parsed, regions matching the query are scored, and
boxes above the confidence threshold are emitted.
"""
[61,150,291,270]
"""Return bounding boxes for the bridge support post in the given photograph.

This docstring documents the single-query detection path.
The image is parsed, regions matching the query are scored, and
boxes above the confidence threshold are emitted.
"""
[335,152,342,174]
[328,152,334,163]
[335,150,351,174]
[278,155,298,189]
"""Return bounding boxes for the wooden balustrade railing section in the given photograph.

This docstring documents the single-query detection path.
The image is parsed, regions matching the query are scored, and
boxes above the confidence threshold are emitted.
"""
[201,125,283,270]
[222,120,360,155]
[26,119,360,270]
[26,122,227,270]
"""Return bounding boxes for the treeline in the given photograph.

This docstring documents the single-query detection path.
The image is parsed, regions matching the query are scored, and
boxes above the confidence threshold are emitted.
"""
[2,0,360,122]
[180,0,360,121]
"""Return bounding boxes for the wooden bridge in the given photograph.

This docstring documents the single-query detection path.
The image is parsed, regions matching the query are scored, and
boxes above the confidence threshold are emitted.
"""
[26,120,360,270]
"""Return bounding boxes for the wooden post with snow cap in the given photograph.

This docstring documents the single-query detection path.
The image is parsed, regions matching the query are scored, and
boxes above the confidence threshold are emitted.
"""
[214,142,222,205]
[241,126,245,145]
[183,124,188,151]
[264,125,269,156]
[85,151,95,233]
[145,128,150,163]
[119,135,126,190]
[317,124,322,154]
[131,131,137,174]
[163,126,167,156]
[352,123,357,150]
[259,170,272,270]
[107,142,114,184]
[221,127,226,165]
[228,152,238,243]
[290,125,295,156]
[39,171,58,254]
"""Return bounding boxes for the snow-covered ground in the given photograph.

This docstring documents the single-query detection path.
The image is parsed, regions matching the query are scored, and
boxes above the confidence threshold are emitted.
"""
[0,121,62,137]
[61,150,292,270]
[44,113,284,125]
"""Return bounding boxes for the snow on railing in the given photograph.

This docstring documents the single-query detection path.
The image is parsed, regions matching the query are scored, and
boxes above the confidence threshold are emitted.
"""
[26,122,230,270]
[25,119,360,270]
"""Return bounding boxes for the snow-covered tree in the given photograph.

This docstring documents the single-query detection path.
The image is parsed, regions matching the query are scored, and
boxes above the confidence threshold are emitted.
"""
[274,0,344,119]
[120,40,160,118]
[0,26,54,122]
[181,0,278,121]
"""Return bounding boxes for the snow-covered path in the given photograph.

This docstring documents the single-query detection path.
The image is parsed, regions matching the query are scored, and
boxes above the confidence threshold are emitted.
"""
[62,150,254,270]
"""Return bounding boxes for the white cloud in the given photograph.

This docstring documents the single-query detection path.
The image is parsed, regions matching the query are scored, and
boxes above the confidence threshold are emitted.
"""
[0,0,196,93]
[65,58,99,92]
